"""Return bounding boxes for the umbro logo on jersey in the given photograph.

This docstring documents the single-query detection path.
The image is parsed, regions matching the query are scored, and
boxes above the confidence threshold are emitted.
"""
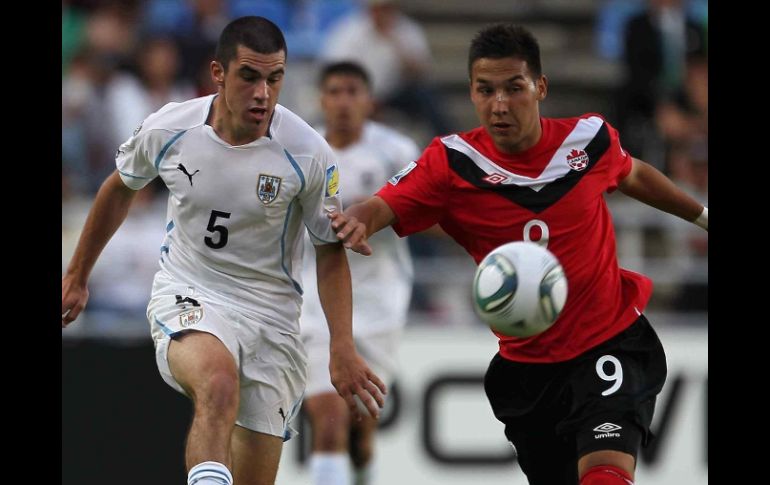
[258,174,282,204]
[593,422,622,439]
[566,149,589,171]
[177,163,200,186]
[482,173,509,184]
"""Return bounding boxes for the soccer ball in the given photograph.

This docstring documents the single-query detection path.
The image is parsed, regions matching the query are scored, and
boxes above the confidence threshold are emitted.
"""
[472,241,568,337]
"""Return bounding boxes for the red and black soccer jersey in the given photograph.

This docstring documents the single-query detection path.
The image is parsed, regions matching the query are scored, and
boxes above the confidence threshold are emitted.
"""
[377,114,653,363]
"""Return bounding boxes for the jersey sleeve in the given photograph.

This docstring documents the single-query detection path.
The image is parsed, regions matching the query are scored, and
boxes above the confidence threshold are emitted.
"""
[114,124,163,190]
[376,137,450,237]
[300,144,344,245]
[602,120,633,193]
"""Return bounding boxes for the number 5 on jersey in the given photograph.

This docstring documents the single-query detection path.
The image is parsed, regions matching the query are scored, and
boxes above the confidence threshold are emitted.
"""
[205,210,231,249]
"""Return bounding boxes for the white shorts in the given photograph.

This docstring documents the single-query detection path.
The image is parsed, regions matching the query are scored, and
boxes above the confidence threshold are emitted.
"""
[302,328,402,399]
[146,272,307,440]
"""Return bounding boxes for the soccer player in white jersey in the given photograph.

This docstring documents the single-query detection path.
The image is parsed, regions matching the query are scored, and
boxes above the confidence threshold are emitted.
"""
[61,17,386,485]
[300,62,419,485]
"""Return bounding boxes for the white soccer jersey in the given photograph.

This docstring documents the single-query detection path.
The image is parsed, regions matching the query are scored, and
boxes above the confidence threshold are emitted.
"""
[301,122,418,337]
[115,95,342,334]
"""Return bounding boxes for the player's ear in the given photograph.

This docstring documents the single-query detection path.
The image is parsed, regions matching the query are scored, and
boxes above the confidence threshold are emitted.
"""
[211,61,225,88]
[536,75,548,101]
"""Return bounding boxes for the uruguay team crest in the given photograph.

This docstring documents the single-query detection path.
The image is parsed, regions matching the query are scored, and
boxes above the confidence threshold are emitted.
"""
[179,308,203,327]
[258,174,282,204]
[567,149,589,171]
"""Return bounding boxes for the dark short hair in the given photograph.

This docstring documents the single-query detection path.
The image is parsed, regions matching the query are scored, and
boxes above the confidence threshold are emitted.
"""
[215,16,287,69]
[318,61,371,89]
[468,24,542,79]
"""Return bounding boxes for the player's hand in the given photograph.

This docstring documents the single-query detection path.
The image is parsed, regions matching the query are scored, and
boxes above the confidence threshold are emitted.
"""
[62,275,89,328]
[328,211,373,256]
[329,348,387,421]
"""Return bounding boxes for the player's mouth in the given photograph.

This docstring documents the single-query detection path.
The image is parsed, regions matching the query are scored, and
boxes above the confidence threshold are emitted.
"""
[491,122,512,134]
[249,107,268,121]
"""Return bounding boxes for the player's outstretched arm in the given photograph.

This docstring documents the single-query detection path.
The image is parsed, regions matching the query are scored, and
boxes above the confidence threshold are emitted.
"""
[618,157,708,231]
[328,196,397,255]
[314,242,387,420]
[62,171,139,327]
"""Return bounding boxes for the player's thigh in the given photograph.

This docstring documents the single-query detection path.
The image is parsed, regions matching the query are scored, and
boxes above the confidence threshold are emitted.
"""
[484,354,578,484]
[505,425,578,485]
[230,426,284,485]
[147,285,241,397]
[566,315,667,460]
[168,331,239,397]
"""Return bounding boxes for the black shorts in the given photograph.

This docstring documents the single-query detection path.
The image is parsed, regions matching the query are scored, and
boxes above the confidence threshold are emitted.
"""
[483,315,667,485]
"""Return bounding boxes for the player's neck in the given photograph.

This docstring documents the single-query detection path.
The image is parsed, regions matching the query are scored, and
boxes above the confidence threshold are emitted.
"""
[326,127,363,150]
[209,96,268,146]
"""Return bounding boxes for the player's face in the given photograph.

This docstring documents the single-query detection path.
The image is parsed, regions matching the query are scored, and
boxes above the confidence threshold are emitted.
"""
[470,56,547,154]
[212,45,285,140]
[320,74,372,135]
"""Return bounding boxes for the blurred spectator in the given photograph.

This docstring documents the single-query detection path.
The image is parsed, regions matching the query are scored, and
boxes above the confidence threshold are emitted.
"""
[321,0,452,136]
[62,1,87,77]
[615,0,706,169]
[665,138,707,313]
[104,35,196,152]
[85,181,167,335]
[655,52,707,147]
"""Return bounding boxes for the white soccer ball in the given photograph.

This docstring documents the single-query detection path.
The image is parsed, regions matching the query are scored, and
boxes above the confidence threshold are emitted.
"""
[472,241,568,337]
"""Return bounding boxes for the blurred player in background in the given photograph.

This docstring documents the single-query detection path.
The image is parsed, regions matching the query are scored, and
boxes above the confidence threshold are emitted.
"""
[327,24,708,485]
[300,61,419,485]
[62,17,385,485]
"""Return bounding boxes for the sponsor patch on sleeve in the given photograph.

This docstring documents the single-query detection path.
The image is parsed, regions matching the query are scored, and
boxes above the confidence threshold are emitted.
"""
[388,161,417,186]
[326,164,340,197]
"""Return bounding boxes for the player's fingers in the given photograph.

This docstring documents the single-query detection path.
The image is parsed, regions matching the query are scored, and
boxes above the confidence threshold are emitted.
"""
[367,370,388,396]
[342,223,366,249]
[342,391,363,422]
[336,217,359,242]
[363,380,385,409]
[352,241,372,256]
[328,211,345,230]
[355,388,380,419]
[63,302,84,326]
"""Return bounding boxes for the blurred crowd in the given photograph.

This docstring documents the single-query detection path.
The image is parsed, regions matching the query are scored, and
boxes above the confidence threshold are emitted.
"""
[62,0,707,337]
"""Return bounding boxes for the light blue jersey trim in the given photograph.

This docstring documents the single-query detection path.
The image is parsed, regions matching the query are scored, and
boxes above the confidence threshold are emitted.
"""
[283,149,305,192]
[153,316,174,336]
[117,169,153,180]
[282,392,305,442]
[280,201,303,295]
[165,220,175,232]
[154,130,188,170]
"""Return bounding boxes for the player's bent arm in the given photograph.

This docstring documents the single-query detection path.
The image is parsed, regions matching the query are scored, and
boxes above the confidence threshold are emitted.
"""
[314,242,387,419]
[62,171,140,326]
[329,196,397,255]
[347,196,397,237]
[618,157,708,231]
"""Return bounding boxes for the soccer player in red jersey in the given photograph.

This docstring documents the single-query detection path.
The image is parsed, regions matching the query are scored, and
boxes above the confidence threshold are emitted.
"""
[328,23,707,485]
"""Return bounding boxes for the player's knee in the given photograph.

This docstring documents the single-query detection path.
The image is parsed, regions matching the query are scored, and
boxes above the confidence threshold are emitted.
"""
[580,465,634,485]
[196,371,239,413]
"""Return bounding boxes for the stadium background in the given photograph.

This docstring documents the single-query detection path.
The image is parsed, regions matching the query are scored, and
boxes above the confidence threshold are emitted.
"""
[62,1,708,483]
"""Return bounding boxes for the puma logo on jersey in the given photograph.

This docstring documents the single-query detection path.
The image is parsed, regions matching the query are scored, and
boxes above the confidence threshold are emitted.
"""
[278,407,287,424]
[175,295,200,308]
[177,163,200,186]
